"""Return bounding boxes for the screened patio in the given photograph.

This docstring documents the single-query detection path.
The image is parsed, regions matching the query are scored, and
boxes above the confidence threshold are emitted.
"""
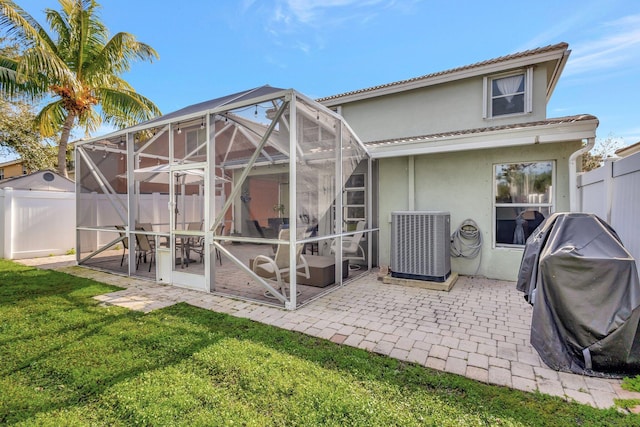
[75,86,375,309]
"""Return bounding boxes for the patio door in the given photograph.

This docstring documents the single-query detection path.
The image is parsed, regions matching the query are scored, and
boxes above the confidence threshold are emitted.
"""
[169,164,208,291]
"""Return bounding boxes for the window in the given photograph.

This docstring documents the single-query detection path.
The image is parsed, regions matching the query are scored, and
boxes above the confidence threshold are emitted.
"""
[344,173,366,229]
[494,161,554,246]
[185,128,207,158]
[0,168,4,180]
[484,68,532,118]
[22,165,28,175]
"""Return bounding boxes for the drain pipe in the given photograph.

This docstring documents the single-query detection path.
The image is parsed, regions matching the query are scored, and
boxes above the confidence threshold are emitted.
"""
[408,156,415,210]
[568,137,595,212]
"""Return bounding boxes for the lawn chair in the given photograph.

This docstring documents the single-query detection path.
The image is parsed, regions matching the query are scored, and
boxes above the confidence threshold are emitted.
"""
[252,228,310,299]
[330,221,366,270]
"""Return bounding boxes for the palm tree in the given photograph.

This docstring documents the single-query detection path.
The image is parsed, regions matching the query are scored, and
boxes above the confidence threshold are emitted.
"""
[0,0,161,177]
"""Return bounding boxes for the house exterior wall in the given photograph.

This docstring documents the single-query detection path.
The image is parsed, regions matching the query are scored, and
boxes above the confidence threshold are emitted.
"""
[338,62,552,142]
[0,162,26,179]
[377,141,581,281]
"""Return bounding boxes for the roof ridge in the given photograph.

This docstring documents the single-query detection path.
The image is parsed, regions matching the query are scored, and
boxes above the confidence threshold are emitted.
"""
[317,42,569,103]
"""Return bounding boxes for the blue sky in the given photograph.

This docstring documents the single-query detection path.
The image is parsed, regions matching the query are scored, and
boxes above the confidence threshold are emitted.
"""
[9,0,640,155]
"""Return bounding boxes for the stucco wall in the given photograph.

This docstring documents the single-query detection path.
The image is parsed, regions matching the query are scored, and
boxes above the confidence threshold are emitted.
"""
[377,141,580,281]
[339,63,552,142]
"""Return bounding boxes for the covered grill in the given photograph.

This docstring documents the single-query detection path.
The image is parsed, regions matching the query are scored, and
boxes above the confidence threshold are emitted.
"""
[517,213,640,377]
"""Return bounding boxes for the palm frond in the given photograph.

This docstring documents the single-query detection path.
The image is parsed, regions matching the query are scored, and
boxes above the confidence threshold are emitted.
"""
[98,87,161,128]
[86,32,158,77]
[0,55,47,97]
[76,106,101,135]
[0,0,56,51]
[34,99,67,137]
[18,46,76,89]
[44,9,70,57]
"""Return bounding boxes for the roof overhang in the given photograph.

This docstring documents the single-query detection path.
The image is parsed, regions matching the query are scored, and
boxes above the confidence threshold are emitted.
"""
[319,43,570,107]
[367,115,598,159]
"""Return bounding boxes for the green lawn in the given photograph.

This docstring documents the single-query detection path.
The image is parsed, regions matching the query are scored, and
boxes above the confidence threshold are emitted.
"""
[1,259,637,426]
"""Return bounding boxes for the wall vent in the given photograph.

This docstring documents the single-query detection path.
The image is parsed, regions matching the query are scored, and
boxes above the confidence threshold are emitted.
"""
[391,211,451,282]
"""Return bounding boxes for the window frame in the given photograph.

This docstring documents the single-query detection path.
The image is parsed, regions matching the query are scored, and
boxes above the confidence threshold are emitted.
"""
[185,127,207,158]
[343,173,366,228]
[492,160,555,248]
[483,67,533,119]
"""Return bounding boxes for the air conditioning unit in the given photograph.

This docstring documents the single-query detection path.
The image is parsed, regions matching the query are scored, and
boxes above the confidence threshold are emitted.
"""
[391,211,451,282]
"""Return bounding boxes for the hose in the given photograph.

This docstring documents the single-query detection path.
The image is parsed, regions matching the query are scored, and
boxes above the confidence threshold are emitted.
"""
[451,219,482,259]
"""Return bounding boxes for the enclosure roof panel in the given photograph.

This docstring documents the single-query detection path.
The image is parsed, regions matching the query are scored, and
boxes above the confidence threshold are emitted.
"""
[145,85,287,126]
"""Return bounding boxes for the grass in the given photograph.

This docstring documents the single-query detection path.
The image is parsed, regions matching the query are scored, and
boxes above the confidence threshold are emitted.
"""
[624,376,640,393]
[1,259,638,426]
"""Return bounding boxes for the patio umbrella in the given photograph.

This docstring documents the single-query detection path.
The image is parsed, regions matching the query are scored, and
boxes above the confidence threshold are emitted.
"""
[118,164,229,229]
[127,164,205,185]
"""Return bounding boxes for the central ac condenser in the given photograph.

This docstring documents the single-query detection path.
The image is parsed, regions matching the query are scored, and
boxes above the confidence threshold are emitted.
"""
[391,211,451,282]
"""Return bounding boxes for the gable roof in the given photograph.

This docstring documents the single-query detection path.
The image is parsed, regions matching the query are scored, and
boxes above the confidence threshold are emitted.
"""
[318,42,570,106]
[366,114,598,159]
[145,85,287,126]
[0,170,75,191]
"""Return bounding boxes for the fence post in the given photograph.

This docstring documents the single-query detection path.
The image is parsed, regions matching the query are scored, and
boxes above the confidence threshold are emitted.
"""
[604,158,615,224]
[3,188,13,259]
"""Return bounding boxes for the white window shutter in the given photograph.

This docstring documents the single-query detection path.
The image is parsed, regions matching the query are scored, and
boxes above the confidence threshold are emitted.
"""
[526,67,533,113]
[482,76,488,119]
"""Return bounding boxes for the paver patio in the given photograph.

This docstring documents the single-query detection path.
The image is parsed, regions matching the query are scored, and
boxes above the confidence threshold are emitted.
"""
[16,255,640,409]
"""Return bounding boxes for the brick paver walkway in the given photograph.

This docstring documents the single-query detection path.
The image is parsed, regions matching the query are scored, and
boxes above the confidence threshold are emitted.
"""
[16,256,640,409]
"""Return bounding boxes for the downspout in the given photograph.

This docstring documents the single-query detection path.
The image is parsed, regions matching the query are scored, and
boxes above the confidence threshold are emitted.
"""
[408,156,415,210]
[568,137,595,212]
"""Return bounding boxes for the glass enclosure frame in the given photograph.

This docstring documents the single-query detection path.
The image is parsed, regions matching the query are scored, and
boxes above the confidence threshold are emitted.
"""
[75,88,373,309]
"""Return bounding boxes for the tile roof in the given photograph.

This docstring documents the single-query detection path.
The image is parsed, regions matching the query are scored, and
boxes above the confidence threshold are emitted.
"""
[317,42,569,103]
[364,114,598,147]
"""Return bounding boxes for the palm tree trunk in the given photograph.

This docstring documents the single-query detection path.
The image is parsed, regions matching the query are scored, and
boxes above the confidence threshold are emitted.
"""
[57,112,76,178]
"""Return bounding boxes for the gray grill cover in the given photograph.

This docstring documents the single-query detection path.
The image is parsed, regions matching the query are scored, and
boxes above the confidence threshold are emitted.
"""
[516,213,640,377]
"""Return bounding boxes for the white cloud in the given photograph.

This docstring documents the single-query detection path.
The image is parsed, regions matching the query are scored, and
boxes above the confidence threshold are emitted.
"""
[564,14,640,76]
[282,0,386,24]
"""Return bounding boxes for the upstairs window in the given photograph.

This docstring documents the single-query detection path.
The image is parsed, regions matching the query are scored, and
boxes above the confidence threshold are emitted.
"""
[484,68,532,118]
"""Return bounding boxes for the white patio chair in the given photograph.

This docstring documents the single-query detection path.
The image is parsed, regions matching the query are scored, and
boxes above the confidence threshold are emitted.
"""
[331,221,366,270]
[252,227,310,299]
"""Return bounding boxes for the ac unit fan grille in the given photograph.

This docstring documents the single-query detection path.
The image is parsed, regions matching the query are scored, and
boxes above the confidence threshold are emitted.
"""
[391,211,451,282]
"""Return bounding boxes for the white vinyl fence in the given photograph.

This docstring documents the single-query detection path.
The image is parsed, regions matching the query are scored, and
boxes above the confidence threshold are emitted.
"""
[78,192,206,252]
[577,151,640,273]
[0,188,76,259]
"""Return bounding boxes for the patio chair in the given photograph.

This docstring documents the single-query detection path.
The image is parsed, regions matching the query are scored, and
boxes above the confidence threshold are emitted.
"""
[115,225,131,267]
[137,223,155,262]
[135,231,155,272]
[330,221,366,270]
[214,224,225,265]
[252,228,310,299]
[188,223,225,266]
[176,221,203,267]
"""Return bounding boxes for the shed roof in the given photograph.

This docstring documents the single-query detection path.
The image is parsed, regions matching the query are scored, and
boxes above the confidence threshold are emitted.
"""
[0,170,75,192]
